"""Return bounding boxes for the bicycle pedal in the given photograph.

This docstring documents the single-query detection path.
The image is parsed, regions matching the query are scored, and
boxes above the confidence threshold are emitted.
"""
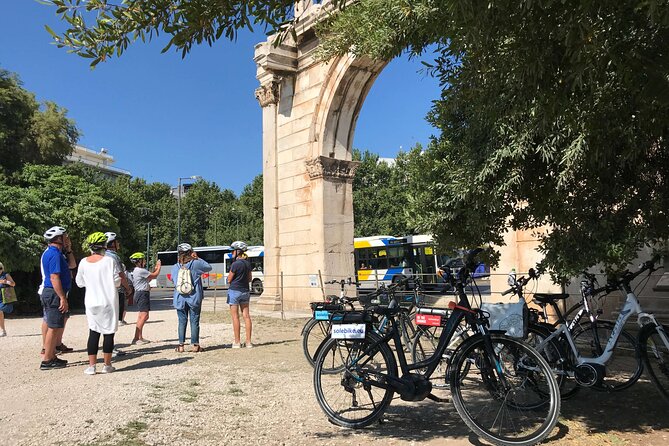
[426,393,449,403]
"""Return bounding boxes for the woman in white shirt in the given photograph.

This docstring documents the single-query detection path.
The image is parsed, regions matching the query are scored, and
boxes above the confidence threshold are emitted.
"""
[75,232,120,375]
[128,252,161,345]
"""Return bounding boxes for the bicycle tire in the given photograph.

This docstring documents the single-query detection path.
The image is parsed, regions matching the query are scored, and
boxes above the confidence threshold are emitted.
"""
[639,324,669,403]
[572,320,642,391]
[302,318,331,367]
[526,323,580,399]
[313,331,397,428]
[449,334,561,446]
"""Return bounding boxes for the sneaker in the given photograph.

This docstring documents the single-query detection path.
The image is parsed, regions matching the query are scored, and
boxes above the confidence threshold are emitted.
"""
[101,365,115,374]
[40,359,67,370]
[246,343,254,349]
[0,330,6,337]
[112,349,126,358]
[56,344,74,353]
[53,357,68,365]
[231,343,242,349]
[136,339,151,345]
[84,366,96,375]
[119,320,128,326]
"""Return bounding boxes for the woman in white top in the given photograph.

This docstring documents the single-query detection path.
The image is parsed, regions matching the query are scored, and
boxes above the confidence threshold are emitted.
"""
[75,232,120,375]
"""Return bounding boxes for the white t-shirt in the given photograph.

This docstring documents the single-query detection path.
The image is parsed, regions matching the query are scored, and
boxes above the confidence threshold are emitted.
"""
[75,256,121,334]
[131,267,151,292]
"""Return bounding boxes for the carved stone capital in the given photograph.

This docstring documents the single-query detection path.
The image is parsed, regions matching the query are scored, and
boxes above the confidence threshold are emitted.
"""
[306,156,360,182]
[255,80,281,107]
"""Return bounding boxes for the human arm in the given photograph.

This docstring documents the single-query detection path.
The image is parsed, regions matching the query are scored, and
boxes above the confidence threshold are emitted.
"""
[50,274,69,313]
[62,234,77,270]
[147,260,162,280]
[0,274,15,287]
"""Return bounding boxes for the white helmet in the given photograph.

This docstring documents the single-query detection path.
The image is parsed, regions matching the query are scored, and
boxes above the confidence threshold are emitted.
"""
[104,232,117,246]
[177,243,193,253]
[231,241,248,252]
[44,226,66,241]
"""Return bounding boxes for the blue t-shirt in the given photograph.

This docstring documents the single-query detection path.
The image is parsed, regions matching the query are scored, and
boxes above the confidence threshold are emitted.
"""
[41,246,72,292]
[171,258,212,310]
[229,258,252,292]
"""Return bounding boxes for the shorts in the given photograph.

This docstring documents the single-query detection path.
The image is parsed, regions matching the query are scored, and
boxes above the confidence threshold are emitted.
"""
[134,290,150,312]
[227,289,250,305]
[118,291,125,319]
[40,288,66,329]
[0,302,13,314]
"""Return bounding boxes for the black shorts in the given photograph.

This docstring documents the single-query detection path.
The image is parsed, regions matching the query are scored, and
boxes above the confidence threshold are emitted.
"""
[134,290,150,312]
[41,288,66,329]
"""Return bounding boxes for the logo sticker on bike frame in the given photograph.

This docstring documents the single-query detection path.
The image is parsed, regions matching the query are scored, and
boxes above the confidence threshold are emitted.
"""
[331,324,366,339]
[314,310,330,321]
[416,314,442,327]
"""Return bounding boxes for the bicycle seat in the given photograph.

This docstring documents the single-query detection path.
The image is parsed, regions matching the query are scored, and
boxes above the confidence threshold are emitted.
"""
[533,293,569,304]
[369,305,402,317]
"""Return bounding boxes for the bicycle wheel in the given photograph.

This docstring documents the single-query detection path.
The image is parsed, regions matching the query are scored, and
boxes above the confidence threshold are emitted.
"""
[572,320,642,391]
[313,332,397,428]
[449,334,560,446]
[639,324,669,403]
[302,318,331,367]
[526,323,579,399]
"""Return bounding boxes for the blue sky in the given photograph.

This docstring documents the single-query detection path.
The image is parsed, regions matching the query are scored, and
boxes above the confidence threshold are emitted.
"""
[1,1,440,194]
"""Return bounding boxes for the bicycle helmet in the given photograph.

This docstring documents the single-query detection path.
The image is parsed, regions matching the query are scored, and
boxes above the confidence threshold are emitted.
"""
[104,232,118,246]
[129,252,146,262]
[85,232,108,250]
[231,241,248,252]
[44,226,66,241]
[177,243,193,253]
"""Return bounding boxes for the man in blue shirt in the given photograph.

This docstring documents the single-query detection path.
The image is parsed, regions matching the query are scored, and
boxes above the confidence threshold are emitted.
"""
[39,226,76,370]
[172,243,211,353]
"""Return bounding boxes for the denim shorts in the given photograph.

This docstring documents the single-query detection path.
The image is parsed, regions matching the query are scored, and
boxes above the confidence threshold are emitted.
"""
[40,288,66,328]
[227,289,250,305]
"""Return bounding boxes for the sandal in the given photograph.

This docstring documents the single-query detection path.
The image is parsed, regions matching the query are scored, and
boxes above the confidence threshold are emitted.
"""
[175,344,184,353]
[190,345,204,353]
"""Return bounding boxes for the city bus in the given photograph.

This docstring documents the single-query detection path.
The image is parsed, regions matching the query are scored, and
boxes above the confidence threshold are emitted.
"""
[354,235,446,290]
[225,245,265,294]
[156,245,265,294]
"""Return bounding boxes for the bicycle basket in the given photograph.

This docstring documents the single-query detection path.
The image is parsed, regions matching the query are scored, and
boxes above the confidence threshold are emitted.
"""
[480,300,528,338]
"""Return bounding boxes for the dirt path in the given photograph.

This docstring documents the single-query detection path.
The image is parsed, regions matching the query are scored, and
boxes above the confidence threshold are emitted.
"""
[0,291,667,445]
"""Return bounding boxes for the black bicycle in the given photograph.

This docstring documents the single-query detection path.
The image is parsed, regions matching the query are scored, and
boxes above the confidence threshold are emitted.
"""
[313,249,561,446]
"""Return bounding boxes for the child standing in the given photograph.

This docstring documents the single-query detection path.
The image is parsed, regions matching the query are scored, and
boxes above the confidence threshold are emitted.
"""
[128,252,161,345]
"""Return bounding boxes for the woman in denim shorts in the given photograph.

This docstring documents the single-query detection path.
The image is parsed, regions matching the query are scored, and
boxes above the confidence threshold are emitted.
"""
[227,241,253,348]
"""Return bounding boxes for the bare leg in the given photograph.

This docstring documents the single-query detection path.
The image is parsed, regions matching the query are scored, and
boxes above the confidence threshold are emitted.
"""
[133,312,149,341]
[240,303,252,345]
[0,311,5,332]
[229,304,241,344]
[43,328,63,362]
[103,352,112,367]
[88,354,97,367]
[41,320,47,354]
[56,316,68,347]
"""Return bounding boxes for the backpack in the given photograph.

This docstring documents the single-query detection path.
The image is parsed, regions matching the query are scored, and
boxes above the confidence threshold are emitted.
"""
[176,263,194,295]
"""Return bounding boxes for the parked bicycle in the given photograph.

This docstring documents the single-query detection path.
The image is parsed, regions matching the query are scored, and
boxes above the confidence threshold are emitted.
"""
[313,249,561,446]
[530,258,668,402]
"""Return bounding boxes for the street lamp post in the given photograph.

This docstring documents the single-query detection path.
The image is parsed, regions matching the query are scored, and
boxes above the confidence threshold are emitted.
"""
[177,175,201,245]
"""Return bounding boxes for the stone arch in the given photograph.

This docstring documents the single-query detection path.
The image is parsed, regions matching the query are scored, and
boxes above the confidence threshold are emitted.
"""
[253,2,390,311]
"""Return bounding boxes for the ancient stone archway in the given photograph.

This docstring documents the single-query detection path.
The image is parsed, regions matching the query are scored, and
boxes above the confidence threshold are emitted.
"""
[253,1,387,311]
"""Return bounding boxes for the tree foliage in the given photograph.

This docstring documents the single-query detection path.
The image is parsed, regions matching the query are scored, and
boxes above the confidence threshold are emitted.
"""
[320,0,669,278]
[0,69,78,175]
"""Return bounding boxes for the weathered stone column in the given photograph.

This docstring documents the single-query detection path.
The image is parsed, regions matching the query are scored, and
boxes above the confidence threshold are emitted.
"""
[254,76,283,311]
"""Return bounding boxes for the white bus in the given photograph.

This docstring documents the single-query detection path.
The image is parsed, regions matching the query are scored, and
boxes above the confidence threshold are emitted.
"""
[354,235,446,290]
[156,245,265,294]
[224,245,265,294]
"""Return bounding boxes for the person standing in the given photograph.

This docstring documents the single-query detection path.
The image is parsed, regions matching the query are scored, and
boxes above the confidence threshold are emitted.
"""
[76,232,121,375]
[128,252,161,345]
[104,232,133,325]
[0,261,16,337]
[227,241,253,349]
[172,243,211,353]
[38,226,76,370]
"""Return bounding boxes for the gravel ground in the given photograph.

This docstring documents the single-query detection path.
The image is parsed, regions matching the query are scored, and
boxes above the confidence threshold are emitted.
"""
[0,290,668,446]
